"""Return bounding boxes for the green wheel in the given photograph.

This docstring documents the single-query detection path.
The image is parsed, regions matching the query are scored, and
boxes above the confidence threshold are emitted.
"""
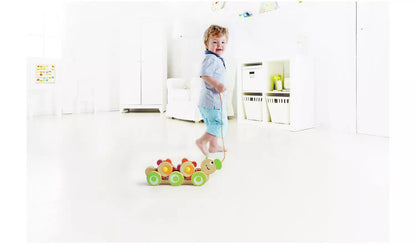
[191,172,207,186]
[147,171,161,186]
[169,172,184,186]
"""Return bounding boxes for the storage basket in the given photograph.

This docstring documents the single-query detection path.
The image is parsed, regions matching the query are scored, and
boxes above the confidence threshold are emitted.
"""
[242,95,263,121]
[266,95,290,124]
[242,65,264,91]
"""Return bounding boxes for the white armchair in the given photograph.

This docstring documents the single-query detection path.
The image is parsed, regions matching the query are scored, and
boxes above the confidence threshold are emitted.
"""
[165,78,203,122]
[165,77,235,122]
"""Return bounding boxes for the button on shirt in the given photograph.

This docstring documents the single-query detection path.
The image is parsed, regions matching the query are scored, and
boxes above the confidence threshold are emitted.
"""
[199,53,226,110]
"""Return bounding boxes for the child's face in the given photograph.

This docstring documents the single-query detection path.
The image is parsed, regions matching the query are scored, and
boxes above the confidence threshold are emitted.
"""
[206,35,227,56]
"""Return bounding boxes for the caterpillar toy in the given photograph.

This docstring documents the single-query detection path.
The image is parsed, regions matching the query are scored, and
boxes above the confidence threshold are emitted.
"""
[145,157,222,186]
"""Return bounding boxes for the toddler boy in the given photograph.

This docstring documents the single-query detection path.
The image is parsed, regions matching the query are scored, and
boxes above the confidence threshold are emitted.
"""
[196,25,229,155]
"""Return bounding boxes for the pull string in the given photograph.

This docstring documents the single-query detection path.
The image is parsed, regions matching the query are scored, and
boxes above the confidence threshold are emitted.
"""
[219,93,226,162]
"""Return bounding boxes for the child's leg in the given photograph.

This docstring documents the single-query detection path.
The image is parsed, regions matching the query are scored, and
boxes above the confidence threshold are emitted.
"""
[196,132,215,155]
[208,136,227,153]
[208,108,227,153]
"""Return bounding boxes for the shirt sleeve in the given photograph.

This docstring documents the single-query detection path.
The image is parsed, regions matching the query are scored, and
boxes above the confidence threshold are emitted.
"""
[200,55,217,77]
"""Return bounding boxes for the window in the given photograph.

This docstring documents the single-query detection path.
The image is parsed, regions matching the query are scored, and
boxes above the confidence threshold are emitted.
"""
[27,3,63,58]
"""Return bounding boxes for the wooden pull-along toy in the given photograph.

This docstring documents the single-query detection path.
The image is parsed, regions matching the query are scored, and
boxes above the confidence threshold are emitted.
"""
[145,157,222,186]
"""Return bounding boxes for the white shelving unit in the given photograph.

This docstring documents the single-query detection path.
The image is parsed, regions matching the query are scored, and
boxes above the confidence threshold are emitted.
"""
[236,55,315,131]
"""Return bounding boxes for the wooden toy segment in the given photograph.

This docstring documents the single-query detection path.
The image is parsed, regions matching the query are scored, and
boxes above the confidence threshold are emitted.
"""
[180,161,195,177]
[157,162,173,177]
[145,166,156,176]
[182,180,199,185]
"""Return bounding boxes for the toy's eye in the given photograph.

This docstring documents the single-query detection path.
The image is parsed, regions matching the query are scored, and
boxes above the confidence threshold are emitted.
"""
[210,161,214,165]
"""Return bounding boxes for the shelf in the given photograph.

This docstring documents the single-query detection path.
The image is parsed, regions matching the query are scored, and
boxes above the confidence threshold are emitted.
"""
[237,56,315,131]
[267,90,290,94]
[242,92,263,96]
[242,91,291,96]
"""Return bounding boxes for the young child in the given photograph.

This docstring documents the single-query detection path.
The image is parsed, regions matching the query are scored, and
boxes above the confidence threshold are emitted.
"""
[195,25,228,156]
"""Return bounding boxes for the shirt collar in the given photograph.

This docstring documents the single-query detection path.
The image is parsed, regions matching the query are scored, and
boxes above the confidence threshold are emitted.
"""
[205,49,226,68]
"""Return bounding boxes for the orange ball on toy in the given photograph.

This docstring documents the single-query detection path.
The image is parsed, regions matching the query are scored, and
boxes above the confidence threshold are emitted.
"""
[182,158,188,163]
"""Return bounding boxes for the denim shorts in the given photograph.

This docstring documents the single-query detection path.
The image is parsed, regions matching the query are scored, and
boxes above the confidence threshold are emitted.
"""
[198,106,227,138]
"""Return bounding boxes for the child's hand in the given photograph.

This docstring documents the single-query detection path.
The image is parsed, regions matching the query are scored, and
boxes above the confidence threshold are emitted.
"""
[216,83,226,93]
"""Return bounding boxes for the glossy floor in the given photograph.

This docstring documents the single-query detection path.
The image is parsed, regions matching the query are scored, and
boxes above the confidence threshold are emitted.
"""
[27,112,389,242]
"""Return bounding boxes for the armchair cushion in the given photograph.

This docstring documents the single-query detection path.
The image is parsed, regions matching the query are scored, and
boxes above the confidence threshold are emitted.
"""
[166,77,203,122]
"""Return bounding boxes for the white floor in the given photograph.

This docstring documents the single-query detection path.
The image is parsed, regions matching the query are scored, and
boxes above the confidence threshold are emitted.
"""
[27,111,389,242]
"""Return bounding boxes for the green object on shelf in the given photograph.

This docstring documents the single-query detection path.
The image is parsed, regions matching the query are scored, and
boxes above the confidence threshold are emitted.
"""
[272,74,285,91]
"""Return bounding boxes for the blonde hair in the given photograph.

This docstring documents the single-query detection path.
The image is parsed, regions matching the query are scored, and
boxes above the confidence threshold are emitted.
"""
[203,25,229,47]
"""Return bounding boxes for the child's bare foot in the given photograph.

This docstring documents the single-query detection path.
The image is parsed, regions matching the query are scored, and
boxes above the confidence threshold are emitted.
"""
[196,139,209,155]
[208,144,227,153]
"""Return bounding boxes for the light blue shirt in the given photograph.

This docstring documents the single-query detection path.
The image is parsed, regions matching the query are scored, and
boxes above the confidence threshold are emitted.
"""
[198,53,226,110]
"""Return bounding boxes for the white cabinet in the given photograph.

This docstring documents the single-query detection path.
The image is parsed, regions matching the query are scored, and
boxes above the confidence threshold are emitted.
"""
[237,56,314,131]
[119,17,167,112]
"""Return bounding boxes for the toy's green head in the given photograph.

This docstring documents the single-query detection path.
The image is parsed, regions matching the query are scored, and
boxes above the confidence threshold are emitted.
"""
[201,158,222,175]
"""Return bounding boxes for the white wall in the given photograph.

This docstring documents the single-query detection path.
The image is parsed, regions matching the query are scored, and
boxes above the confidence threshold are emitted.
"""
[305,3,357,133]
[62,2,121,113]
[26,0,64,117]
[357,2,389,137]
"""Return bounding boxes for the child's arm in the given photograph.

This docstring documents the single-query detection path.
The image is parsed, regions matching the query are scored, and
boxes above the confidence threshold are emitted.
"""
[201,76,226,93]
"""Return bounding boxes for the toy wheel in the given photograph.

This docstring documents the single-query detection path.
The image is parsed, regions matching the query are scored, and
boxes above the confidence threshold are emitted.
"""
[191,172,207,186]
[147,171,161,186]
[169,172,184,186]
